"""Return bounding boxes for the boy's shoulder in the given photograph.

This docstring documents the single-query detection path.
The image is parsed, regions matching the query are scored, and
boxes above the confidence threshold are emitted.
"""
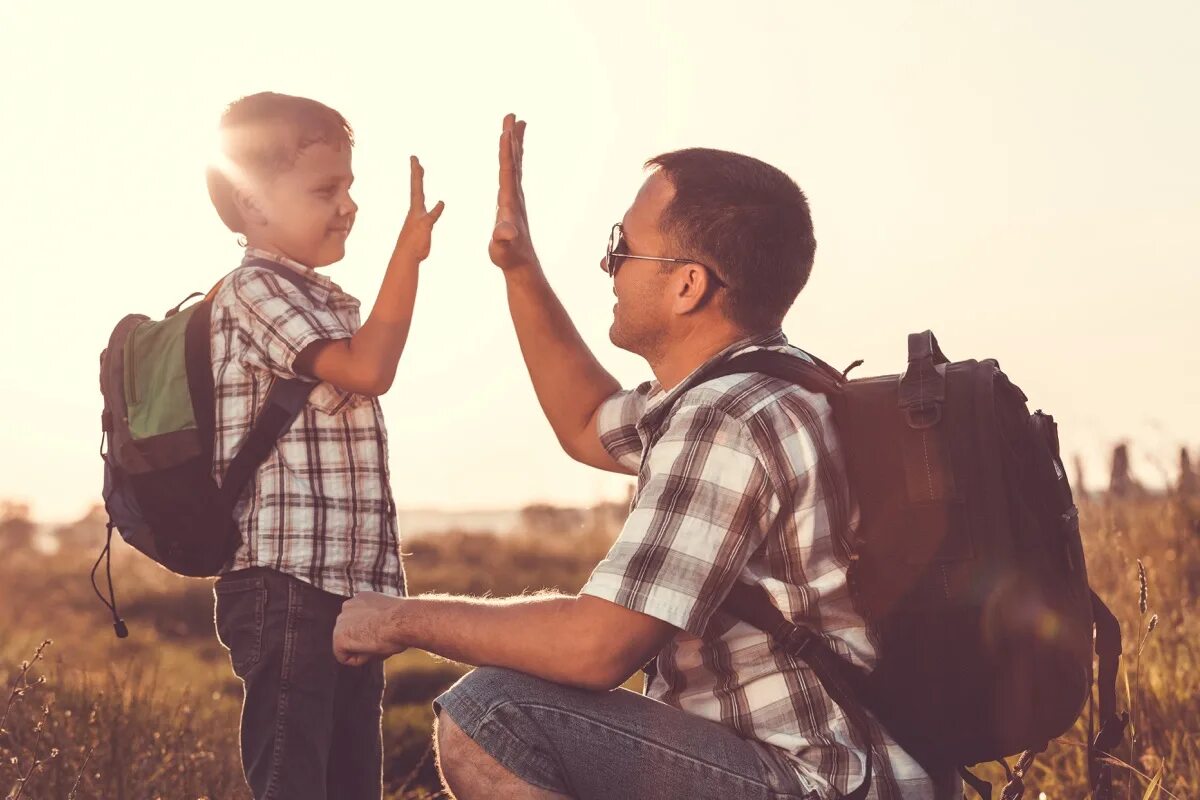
[215,259,342,314]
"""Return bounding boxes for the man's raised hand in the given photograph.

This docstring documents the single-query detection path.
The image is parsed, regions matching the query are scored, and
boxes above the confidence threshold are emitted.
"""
[394,155,444,263]
[489,114,539,272]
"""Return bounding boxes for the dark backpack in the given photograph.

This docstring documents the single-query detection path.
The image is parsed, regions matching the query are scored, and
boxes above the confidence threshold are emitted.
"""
[96,259,317,637]
[663,331,1125,800]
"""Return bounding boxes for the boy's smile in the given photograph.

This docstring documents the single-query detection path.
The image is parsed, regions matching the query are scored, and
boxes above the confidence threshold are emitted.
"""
[246,140,358,268]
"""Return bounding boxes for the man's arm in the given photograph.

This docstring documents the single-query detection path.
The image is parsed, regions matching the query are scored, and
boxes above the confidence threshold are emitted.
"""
[333,592,676,691]
[489,114,631,474]
[294,157,444,397]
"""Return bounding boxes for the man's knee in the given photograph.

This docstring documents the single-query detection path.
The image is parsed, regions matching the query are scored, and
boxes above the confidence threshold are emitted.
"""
[434,708,472,774]
[434,709,521,798]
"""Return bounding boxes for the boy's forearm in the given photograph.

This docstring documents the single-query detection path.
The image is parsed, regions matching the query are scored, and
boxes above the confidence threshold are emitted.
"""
[504,264,620,450]
[347,252,421,392]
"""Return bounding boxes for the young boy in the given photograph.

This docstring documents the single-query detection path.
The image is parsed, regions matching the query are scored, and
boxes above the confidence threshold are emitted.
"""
[204,92,443,800]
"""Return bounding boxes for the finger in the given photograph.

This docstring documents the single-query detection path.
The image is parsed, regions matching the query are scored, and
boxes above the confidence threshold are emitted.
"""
[427,200,445,225]
[338,651,369,667]
[515,120,526,181]
[509,121,520,179]
[498,128,515,203]
[410,155,425,208]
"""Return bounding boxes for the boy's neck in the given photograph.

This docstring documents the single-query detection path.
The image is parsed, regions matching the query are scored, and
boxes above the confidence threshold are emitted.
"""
[243,239,316,271]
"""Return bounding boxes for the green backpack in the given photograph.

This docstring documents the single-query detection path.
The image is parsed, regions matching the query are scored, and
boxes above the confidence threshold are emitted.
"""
[97,259,315,636]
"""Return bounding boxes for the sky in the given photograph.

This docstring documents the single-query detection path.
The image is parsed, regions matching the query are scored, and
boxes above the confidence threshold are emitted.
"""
[1,0,1197,522]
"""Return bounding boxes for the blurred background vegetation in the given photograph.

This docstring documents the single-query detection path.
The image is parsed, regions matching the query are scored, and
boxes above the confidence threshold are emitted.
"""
[1,446,1197,799]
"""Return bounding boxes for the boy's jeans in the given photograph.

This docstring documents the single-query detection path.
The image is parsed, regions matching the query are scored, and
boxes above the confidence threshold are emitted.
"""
[215,567,384,800]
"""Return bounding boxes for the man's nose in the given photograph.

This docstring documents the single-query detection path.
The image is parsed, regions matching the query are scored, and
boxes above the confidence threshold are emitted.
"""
[342,192,359,217]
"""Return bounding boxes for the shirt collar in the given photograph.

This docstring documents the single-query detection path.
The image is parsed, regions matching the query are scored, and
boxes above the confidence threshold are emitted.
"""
[241,247,342,297]
[640,329,792,421]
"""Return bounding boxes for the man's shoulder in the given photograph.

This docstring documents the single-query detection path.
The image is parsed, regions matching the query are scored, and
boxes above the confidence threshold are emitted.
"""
[670,361,832,431]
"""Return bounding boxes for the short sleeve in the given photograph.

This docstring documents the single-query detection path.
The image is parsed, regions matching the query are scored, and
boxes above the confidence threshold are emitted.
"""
[581,403,781,636]
[231,267,352,382]
[595,383,652,473]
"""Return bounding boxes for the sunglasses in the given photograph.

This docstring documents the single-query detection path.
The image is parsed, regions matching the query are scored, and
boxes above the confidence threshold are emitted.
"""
[604,223,727,288]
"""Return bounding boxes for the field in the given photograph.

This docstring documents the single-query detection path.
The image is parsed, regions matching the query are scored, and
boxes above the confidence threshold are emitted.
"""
[1,494,1195,799]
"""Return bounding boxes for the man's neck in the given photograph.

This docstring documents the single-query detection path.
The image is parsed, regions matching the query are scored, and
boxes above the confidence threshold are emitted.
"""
[648,324,751,391]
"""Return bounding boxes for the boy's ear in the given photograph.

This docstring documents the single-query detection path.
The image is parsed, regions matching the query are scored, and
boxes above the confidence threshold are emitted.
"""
[232,186,268,228]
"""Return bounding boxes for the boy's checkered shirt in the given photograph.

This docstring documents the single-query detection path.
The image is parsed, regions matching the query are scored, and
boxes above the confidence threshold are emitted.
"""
[208,248,405,598]
[581,331,944,799]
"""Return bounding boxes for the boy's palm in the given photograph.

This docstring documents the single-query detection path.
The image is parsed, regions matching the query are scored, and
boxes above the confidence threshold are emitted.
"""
[395,156,444,262]
[490,114,539,271]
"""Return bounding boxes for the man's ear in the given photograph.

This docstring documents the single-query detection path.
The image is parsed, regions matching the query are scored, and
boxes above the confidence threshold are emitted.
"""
[232,186,268,228]
[672,263,716,315]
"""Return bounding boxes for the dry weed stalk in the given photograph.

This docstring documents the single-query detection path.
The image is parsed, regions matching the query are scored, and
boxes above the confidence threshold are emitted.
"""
[0,640,50,741]
[1128,559,1162,800]
[5,705,58,800]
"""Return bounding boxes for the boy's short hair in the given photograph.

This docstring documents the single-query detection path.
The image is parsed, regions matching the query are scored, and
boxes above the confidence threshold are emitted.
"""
[207,92,354,234]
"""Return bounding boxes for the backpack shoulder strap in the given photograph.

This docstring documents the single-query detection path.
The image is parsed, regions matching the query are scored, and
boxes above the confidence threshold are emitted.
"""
[650,351,872,798]
[214,258,325,507]
[725,581,874,800]
[706,348,845,396]
[1089,591,1127,799]
[648,348,845,445]
[219,378,315,507]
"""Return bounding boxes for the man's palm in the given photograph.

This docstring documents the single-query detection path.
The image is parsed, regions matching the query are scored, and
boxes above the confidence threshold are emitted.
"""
[489,114,538,271]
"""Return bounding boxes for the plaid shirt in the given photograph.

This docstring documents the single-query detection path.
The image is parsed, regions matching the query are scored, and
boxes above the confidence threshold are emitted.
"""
[209,248,405,598]
[581,331,945,799]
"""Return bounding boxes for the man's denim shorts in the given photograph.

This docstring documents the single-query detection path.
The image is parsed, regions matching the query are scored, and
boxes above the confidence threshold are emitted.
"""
[435,666,819,800]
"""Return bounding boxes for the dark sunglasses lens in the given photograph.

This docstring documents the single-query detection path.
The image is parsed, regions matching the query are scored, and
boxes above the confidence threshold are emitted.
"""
[606,227,621,275]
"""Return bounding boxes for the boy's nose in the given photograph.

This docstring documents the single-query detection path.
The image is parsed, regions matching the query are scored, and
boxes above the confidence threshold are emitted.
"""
[342,193,359,217]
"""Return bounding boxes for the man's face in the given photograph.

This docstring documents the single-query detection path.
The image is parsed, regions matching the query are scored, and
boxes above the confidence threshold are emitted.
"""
[254,141,357,268]
[606,172,679,358]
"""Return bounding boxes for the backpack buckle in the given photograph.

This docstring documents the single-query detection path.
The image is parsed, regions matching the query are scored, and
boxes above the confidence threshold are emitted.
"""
[904,402,943,429]
[777,625,816,657]
[899,330,948,429]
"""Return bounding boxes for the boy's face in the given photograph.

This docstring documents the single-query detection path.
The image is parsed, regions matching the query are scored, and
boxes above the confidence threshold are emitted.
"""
[249,141,357,268]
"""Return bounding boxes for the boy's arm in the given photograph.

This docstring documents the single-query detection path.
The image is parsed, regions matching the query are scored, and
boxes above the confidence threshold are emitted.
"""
[295,157,444,397]
[489,114,631,475]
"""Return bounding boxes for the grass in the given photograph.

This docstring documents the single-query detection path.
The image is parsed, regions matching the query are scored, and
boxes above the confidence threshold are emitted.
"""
[0,520,613,799]
[2,493,1196,798]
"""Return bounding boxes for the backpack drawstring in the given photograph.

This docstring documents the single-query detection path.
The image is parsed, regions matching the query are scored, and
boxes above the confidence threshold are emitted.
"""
[90,522,128,639]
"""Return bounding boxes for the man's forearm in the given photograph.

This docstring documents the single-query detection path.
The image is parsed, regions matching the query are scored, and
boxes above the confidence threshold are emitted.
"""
[504,264,620,451]
[383,593,616,690]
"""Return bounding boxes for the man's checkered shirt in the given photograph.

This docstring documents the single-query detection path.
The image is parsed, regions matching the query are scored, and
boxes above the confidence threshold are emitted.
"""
[581,331,942,799]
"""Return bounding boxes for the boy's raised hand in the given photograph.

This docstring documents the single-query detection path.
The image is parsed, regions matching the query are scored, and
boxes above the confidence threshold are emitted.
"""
[489,114,539,271]
[394,156,444,263]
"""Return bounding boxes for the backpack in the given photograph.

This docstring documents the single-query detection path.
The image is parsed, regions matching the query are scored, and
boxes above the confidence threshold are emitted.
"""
[660,331,1126,800]
[96,259,317,637]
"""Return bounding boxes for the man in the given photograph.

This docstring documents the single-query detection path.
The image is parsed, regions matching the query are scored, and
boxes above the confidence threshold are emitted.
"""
[333,115,954,799]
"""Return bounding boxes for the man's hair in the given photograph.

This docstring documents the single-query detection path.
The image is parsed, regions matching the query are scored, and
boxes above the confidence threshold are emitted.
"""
[206,92,354,234]
[646,148,816,332]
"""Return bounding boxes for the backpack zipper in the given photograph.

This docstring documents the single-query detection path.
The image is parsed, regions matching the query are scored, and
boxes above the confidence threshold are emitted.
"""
[125,327,139,405]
